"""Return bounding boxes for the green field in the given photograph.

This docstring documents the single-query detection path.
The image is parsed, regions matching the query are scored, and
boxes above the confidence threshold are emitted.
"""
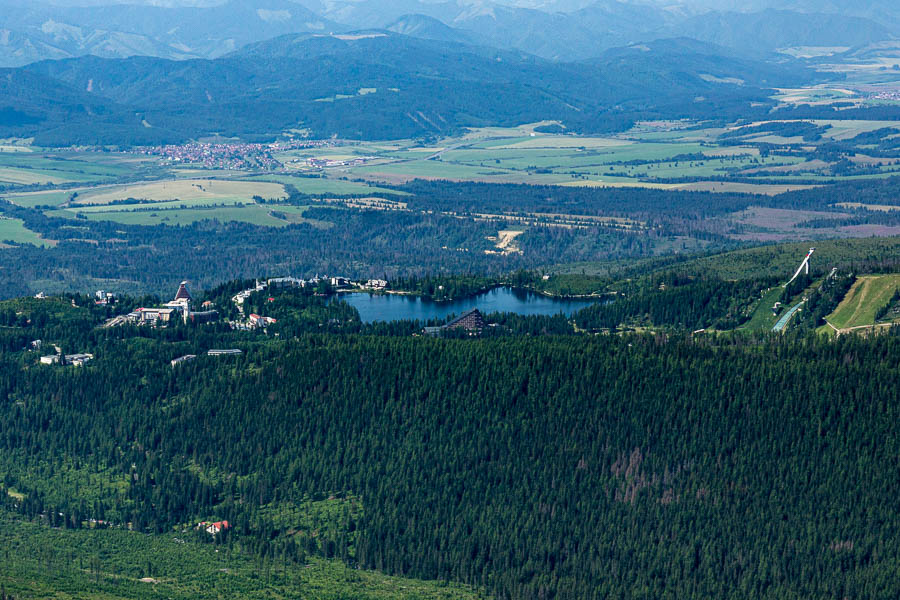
[0,152,152,185]
[0,217,52,247]
[3,189,76,208]
[49,204,328,228]
[296,121,900,192]
[73,179,287,206]
[242,174,409,196]
[826,274,900,330]
[0,511,485,600]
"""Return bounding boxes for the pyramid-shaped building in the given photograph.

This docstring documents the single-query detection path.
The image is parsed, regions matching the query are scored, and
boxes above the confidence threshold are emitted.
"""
[174,281,192,301]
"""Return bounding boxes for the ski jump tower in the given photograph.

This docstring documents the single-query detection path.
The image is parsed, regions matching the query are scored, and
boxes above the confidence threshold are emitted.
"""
[783,248,815,287]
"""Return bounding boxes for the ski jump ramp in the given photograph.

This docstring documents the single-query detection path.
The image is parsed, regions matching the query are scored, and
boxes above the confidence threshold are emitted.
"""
[783,248,815,288]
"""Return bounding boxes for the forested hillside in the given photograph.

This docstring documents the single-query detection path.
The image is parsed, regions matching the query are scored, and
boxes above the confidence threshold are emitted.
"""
[0,300,898,599]
[5,33,810,145]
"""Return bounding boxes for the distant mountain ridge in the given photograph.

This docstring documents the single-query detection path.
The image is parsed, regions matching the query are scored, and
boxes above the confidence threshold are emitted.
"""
[667,9,895,55]
[0,0,343,66]
[0,0,896,66]
[5,32,813,145]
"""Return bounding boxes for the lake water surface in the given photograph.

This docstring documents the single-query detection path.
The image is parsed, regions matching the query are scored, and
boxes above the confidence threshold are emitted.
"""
[341,287,600,323]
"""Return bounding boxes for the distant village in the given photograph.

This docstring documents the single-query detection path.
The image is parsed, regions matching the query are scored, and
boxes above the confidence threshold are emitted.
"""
[134,139,335,170]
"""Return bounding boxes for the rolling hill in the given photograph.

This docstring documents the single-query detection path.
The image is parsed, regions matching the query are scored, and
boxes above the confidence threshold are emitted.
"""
[10,32,813,145]
[668,9,895,56]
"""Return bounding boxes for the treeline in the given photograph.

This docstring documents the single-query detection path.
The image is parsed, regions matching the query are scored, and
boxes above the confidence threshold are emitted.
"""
[720,120,830,142]
[398,180,761,218]
[575,273,778,330]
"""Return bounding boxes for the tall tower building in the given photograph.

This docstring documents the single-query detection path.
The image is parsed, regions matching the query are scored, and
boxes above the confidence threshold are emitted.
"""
[174,281,192,323]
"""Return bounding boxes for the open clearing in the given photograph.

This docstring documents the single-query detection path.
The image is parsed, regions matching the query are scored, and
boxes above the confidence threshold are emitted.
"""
[50,203,328,228]
[486,229,524,255]
[4,189,77,208]
[0,152,143,185]
[493,137,633,149]
[826,274,900,329]
[0,217,54,247]
[243,174,408,196]
[73,179,287,206]
[836,202,900,212]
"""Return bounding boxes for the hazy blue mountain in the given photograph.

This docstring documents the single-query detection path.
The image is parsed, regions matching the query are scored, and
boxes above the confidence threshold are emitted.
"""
[673,1,900,28]
[667,9,895,55]
[385,14,477,45]
[0,0,344,66]
[0,29,74,68]
[3,0,896,66]
[595,38,800,86]
[447,3,599,60]
[287,1,899,60]
[11,32,811,145]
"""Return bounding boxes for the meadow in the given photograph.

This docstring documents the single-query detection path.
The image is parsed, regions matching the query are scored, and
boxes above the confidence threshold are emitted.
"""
[0,217,53,247]
[0,510,486,600]
[0,152,155,186]
[825,274,900,329]
[49,204,327,228]
[241,174,408,196]
[72,179,287,206]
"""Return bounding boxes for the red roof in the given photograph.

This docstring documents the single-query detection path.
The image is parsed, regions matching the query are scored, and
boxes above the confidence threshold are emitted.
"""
[200,520,230,533]
[174,281,192,301]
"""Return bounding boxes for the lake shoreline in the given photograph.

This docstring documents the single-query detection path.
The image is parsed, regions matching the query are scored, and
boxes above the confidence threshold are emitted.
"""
[340,284,610,303]
[339,286,602,323]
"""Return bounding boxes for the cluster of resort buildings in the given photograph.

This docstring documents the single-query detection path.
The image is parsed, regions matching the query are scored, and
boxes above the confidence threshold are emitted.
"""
[123,282,218,326]
[40,352,94,367]
[231,276,385,313]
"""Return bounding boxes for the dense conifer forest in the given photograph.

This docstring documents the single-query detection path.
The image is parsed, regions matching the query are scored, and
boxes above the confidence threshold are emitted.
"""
[0,282,899,599]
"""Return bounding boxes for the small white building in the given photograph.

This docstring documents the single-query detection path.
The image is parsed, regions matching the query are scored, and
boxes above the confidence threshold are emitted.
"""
[171,354,197,367]
[67,353,94,367]
[248,314,277,328]
[208,349,242,356]
[40,353,94,366]
[267,277,305,289]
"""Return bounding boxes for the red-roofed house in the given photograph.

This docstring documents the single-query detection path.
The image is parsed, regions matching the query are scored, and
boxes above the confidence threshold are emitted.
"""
[199,520,230,535]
